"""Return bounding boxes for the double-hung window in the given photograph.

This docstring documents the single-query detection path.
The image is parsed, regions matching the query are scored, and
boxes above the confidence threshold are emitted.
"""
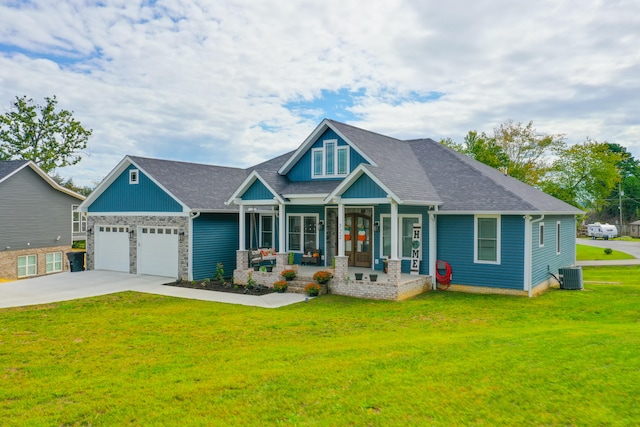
[72,205,87,233]
[18,255,37,278]
[46,252,63,273]
[288,214,318,253]
[380,215,421,259]
[475,215,500,263]
[312,140,349,178]
[539,223,545,247]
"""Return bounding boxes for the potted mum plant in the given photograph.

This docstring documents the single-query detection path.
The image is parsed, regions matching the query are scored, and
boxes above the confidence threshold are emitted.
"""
[313,270,332,285]
[273,280,288,293]
[281,269,297,281]
[304,282,321,296]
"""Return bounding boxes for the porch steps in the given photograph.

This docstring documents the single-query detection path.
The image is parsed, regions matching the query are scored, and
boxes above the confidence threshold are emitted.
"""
[281,277,329,295]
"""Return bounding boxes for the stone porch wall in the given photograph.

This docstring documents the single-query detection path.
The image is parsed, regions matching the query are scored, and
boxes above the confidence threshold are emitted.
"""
[330,275,431,301]
[86,215,189,279]
[0,245,73,280]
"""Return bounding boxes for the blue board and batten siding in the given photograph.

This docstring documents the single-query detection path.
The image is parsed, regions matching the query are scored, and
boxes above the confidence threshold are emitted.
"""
[342,174,387,199]
[437,215,525,289]
[287,128,368,181]
[192,213,239,281]
[89,165,183,212]
[243,179,275,200]
[531,215,576,288]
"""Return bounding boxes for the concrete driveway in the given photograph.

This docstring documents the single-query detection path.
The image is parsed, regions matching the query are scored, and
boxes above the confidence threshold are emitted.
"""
[0,270,309,309]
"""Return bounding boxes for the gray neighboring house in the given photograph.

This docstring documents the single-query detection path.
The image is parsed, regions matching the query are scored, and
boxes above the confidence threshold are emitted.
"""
[0,160,86,280]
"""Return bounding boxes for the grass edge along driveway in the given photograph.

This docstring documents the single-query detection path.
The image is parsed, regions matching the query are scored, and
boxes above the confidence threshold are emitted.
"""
[1,265,639,426]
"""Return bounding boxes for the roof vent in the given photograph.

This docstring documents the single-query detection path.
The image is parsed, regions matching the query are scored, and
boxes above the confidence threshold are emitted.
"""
[558,266,583,290]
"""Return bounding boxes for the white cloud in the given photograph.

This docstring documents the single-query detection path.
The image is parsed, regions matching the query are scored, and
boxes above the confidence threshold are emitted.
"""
[0,0,638,186]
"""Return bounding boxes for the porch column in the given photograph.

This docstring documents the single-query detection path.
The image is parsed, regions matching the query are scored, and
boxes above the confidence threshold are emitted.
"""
[429,212,437,290]
[390,199,399,260]
[278,202,286,253]
[239,203,245,251]
[337,199,345,256]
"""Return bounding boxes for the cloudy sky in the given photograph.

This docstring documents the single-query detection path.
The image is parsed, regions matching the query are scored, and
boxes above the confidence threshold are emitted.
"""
[1,0,639,186]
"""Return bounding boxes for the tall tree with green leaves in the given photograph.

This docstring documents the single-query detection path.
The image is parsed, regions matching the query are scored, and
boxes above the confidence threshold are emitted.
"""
[0,95,92,173]
[600,143,640,221]
[492,119,566,186]
[540,139,622,209]
[440,131,509,170]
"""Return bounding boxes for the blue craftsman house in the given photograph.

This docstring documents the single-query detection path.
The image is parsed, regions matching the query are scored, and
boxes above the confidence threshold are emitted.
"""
[80,119,582,299]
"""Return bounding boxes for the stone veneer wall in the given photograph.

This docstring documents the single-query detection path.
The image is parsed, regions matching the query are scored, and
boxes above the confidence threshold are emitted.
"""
[0,245,73,280]
[86,215,190,279]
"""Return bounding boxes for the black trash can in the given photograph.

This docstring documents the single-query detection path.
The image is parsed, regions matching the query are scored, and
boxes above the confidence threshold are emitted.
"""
[66,251,86,272]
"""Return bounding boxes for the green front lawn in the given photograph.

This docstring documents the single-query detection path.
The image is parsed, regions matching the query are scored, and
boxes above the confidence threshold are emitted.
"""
[576,243,636,260]
[2,267,639,426]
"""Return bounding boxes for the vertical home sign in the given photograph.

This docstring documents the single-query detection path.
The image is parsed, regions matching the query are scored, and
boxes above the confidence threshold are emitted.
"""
[411,224,421,274]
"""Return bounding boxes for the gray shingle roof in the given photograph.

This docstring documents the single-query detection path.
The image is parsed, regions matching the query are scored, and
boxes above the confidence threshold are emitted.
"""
[324,120,441,203]
[124,119,582,215]
[0,160,29,181]
[129,156,248,211]
[407,139,582,213]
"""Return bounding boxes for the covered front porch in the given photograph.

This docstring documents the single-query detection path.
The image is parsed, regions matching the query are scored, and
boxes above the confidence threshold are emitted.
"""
[233,250,431,301]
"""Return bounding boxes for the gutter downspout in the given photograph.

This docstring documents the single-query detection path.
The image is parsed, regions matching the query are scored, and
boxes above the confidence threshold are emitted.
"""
[188,211,201,281]
[524,214,544,297]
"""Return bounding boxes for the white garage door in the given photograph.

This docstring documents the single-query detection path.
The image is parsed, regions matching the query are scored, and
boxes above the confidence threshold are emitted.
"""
[95,225,130,272]
[138,226,179,277]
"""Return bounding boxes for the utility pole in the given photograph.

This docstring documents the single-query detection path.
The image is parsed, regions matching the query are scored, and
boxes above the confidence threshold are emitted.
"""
[619,182,624,235]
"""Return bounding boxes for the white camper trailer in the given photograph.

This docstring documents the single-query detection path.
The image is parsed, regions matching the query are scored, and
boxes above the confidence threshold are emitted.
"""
[587,222,618,240]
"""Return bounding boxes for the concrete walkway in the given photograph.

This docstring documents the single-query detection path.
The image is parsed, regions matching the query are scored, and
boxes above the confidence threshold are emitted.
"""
[0,270,310,309]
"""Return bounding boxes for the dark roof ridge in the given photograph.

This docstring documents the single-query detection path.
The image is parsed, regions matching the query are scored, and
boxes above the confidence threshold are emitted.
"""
[326,119,404,143]
[127,155,245,172]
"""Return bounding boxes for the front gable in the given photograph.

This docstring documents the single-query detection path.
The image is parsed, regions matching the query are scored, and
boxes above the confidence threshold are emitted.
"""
[243,178,275,201]
[279,120,373,183]
[287,128,369,182]
[342,173,388,199]
[88,164,183,212]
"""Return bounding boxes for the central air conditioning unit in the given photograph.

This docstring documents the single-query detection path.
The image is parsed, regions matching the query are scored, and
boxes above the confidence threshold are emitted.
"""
[558,266,583,290]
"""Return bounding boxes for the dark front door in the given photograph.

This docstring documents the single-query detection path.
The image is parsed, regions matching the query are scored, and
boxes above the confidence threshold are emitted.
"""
[345,213,372,267]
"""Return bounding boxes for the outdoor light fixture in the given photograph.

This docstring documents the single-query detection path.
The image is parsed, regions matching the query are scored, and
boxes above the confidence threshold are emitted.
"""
[374,221,380,232]
[318,220,324,229]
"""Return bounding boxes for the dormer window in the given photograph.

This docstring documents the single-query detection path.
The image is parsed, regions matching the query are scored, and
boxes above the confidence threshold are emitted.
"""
[312,139,349,178]
[129,169,139,184]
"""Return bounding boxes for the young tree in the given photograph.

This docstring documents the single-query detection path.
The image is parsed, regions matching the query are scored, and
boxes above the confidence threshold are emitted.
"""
[0,95,92,173]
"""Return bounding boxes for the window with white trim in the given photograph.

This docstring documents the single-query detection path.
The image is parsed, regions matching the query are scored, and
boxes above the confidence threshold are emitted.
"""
[18,255,37,278]
[260,215,274,248]
[311,139,350,178]
[380,215,421,259]
[46,252,63,273]
[72,205,87,233]
[539,223,545,247]
[475,215,500,263]
[129,169,139,184]
[287,214,318,253]
[556,221,561,254]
